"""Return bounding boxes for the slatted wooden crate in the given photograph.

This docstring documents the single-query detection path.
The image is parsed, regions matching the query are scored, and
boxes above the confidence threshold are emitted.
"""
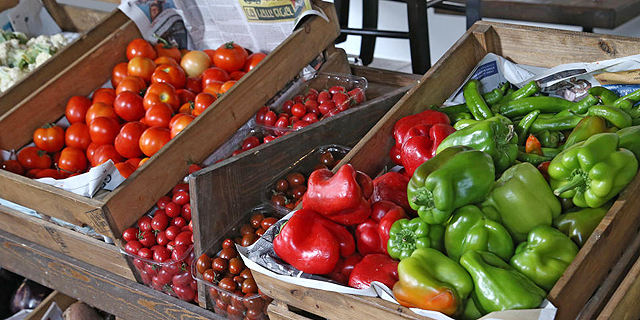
[251,21,640,320]
[0,0,340,241]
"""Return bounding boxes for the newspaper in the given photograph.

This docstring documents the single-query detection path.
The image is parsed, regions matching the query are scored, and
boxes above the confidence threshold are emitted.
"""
[118,0,327,54]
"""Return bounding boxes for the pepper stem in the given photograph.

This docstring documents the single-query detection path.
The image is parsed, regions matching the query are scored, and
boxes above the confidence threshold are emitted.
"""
[411,187,434,208]
[554,174,586,196]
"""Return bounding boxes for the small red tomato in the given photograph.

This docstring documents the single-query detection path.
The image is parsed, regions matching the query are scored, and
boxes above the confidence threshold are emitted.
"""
[181,203,192,221]
[329,85,346,95]
[18,146,52,171]
[291,103,306,118]
[66,96,92,124]
[241,136,261,151]
[152,211,169,231]
[263,135,277,143]
[165,226,180,240]
[302,113,319,123]
[172,216,187,229]
[125,240,143,255]
[292,120,311,130]
[281,100,294,116]
[263,110,277,126]
[1,160,24,175]
[165,201,181,218]
[138,216,152,231]
[255,106,269,125]
[175,231,193,247]
[138,230,156,247]
[318,100,336,115]
[153,247,171,262]
[122,227,138,242]
[172,191,190,206]
[317,90,331,103]
[157,196,172,209]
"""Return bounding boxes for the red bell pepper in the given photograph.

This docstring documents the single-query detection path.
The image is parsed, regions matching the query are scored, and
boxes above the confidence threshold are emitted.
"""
[348,253,399,289]
[356,201,407,255]
[400,123,456,176]
[326,253,363,285]
[302,164,373,225]
[370,172,413,214]
[273,209,356,274]
[393,110,450,146]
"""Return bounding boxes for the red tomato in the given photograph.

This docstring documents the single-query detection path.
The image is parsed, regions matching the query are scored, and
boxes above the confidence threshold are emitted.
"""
[86,142,99,165]
[302,112,319,123]
[292,120,311,130]
[243,52,266,72]
[1,160,24,175]
[242,136,261,151]
[114,91,146,122]
[111,62,129,88]
[170,114,195,138]
[33,124,65,153]
[115,162,136,178]
[175,231,193,247]
[65,96,92,124]
[203,49,216,63]
[138,216,152,231]
[64,122,91,150]
[126,38,157,60]
[213,42,248,73]
[192,93,216,116]
[90,90,115,110]
[176,89,196,105]
[145,103,173,128]
[185,76,202,94]
[172,191,189,206]
[93,144,124,166]
[154,247,171,262]
[188,164,202,174]
[180,50,211,77]
[139,230,156,247]
[290,103,306,118]
[116,76,146,96]
[122,227,138,242]
[165,226,180,240]
[125,240,143,255]
[171,216,187,229]
[201,67,230,87]
[18,146,51,170]
[317,90,331,103]
[254,106,269,125]
[293,95,304,104]
[318,100,335,115]
[348,88,365,104]
[219,80,236,94]
[58,147,87,173]
[114,121,147,159]
[128,56,156,83]
[263,110,277,126]
[154,56,179,67]
[172,183,189,194]
[155,41,181,62]
[263,135,277,143]
[143,82,179,111]
[229,71,246,80]
[126,157,142,168]
[34,168,67,179]
[201,82,222,96]
[86,102,119,124]
[89,117,120,145]
[152,211,170,231]
[329,85,346,95]
[305,100,319,114]
[151,64,186,89]
[139,127,171,157]
[181,203,192,221]
[156,231,169,246]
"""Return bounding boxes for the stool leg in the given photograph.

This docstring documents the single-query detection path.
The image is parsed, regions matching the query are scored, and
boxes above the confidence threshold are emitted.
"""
[406,0,430,74]
[466,0,481,29]
[335,0,350,44]
[360,0,379,65]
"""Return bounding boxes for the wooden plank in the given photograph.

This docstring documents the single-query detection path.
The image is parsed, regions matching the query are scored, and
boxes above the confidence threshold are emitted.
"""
[267,301,315,320]
[0,229,225,320]
[597,246,640,320]
[351,65,422,87]
[254,272,424,320]
[0,10,130,116]
[42,0,80,32]
[24,291,77,320]
[104,0,341,237]
[320,47,351,74]
[0,204,134,280]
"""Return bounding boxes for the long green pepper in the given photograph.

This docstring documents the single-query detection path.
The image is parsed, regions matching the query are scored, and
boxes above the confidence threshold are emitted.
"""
[517,110,540,145]
[464,80,494,120]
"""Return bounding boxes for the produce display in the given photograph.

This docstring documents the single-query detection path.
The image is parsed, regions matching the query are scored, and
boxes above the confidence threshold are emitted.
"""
[194,205,278,320]
[266,79,640,319]
[0,38,266,180]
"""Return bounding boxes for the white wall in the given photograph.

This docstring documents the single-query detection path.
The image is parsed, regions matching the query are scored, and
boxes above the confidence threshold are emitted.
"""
[335,0,640,66]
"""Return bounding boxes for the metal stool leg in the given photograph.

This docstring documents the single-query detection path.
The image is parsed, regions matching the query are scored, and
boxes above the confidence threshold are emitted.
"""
[466,0,481,29]
[406,0,430,74]
[360,0,379,65]
[334,0,350,44]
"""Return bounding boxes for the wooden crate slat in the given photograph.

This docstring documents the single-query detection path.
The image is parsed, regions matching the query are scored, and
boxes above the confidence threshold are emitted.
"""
[0,204,134,280]
[597,245,640,319]
[24,291,77,320]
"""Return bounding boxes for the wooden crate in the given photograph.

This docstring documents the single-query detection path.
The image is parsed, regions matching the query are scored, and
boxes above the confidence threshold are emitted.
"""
[0,0,340,240]
[0,4,126,116]
[189,65,420,313]
[252,22,640,320]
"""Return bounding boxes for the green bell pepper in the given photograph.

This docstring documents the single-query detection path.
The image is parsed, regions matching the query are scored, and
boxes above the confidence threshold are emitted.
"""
[387,217,442,260]
[616,125,640,162]
[460,250,546,314]
[393,248,473,316]
[436,116,518,173]
[461,298,483,320]
[554,202,612,247]
[445,205,514,263]
[563,115,607,150]
[549,133,638,208]
[481,162,561,242]
[510,225,579,291]
[408,146,495,224]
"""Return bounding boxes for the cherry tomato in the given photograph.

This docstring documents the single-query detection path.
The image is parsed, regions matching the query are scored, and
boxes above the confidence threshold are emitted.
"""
[318,100,335,115]
[151,64,186,89]
[139,127,171,157]
[155,41,181,62]
[170,114,195,138]
[228,257,244,275]
[180,50,211,77]
[241,234,257,247]
[254,106,269,125]
[125,240,143,255]
[192,92,217,116]
[172,216,187,229]
[286,172,305,187]
[348,88,365,104]
[165,202,181,218]
[171,244,190,261]
[92,88,117,107]
[185,76,202,94]
[243,52,266,72]
[1,160,24,175]
[305,99,319,114]
[292,120,311,130]
[172,191,190,206]
[176,89,196,105]
[122,227,138,242]
[188,163,202,174]
[154,247,171,262]
[181,203,192,221]
[65,95,92,124]
[114,91,145,122]
[86,102,118,124]
[115,161,136,178]
[219,247,237,260]
[152,211,169,231]
[111,62,129,88]
[18,146,51,170]
[143,82,180,112]
[126,38,157,60]
[157,196,172,209]
[139,216,153,232]
[213,42,248,73]
[175,231,192,247]
[58,147,87,173]
[290,103,306,118]
[145,103,173,128]
[329,85,346,95]
[219,80,236,94]
[116,76,146,96]
[332,92,351,110]
[305,90,318,102]
[89,117,120,145]
[229,71,246,80]
[241,136,261,151]
[92,144,124,166]
[203,269,216,283]
[33,124,65,153]
[302,113,319,123]
[202,67,230,87]
[261,217,278,230]
[114,121,147,159]
[138,230,156,247]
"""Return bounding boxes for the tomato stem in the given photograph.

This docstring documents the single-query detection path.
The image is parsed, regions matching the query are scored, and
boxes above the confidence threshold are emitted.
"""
[224,41,235,49]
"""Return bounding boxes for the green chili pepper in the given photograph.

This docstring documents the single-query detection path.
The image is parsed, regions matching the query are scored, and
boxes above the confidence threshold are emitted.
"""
[588,86,619,105]
[629,105,640,119]
[450,112,473,123]
[587,105,632,129]
[613,99,634,112]
[499,81,539,103]
[464,80,494,120]
[563,116,607,150]
[535,130,560,148]
[493,96,574,118]
[436,104,470,115]
[542,147,562,158]
[517,110,541,145]
[555,94,599,117]
[517,151,552,165]
[484,88,506,105]
[613,87,640,107]
[531,115,582,132]
[454,119,480,130]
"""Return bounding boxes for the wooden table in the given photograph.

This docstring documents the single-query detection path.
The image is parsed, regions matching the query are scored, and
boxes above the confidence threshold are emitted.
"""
[455,0,640,31]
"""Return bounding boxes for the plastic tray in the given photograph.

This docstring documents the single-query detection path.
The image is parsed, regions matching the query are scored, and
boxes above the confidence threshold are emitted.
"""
[263,144,350,211]
[192,204,286,319]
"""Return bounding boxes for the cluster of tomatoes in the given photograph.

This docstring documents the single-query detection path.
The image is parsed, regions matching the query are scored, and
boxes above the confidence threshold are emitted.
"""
[122,176,200,302]
[269,150,342,210]
[0,38,266,180]
[195,211,278,319]
[254,85,365,138]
